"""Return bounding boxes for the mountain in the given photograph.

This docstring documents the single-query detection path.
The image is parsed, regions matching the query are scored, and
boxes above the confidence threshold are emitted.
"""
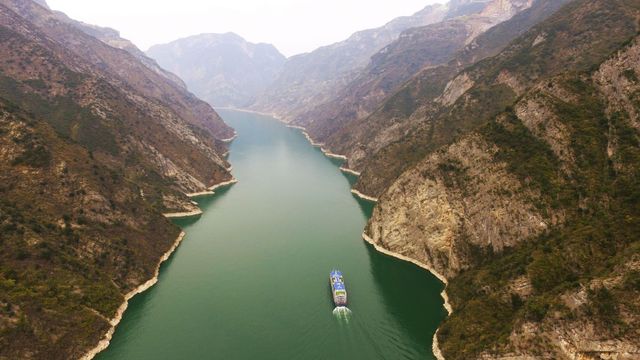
[25,0,186,88]
[57,16,188,90]
[303,0,640,358]
[249,3,449,121]
[147,33,286,108]
[294,0,538,142]
[0,0,234,358]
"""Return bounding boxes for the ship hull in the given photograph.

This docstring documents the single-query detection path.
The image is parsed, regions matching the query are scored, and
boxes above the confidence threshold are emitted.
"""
[329,270,348,307]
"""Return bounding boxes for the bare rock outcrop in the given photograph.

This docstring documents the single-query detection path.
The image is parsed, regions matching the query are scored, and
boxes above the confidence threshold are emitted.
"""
[367,134,549,278]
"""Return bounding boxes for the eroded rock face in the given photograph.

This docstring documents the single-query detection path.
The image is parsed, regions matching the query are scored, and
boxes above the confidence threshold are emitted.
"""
[515,91,575,168]
[594,38,640,132]
[485,259,640,360]
[438,73,475,106]
[367,135,549,278]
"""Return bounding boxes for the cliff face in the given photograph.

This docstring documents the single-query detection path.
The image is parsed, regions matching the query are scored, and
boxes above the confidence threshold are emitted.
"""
[367,133,552,279]
[355,0,640,358]
[147,33,286,108]
[0,1,234,358]
[249,3,448,121]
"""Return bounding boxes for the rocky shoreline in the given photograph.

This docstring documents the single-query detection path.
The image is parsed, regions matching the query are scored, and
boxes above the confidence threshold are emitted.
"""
[361,232,452,360]
[85,175,240,357]
[350,189,379,203]
[186,190,215,198]
[163,209,204,218]
[208,178,238,192]
[80,231,187,360]
[220,133,238,143]
[339,167,361,176]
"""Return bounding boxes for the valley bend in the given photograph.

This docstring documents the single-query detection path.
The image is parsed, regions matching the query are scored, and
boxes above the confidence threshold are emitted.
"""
[1,1,639,360]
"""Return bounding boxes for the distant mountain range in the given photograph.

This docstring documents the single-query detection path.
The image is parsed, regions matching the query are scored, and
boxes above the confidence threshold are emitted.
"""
[249,3,449,121]
[147,33,286,108]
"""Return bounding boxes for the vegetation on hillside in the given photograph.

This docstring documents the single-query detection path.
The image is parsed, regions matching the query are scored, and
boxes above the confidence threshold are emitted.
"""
[439,57,640,359]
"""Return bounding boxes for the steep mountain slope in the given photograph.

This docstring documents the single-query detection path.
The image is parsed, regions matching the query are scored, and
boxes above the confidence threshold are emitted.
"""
[148,33,286,108]
[54,13,188,90]
[0,1,235,358]
[250,3,448,121]
[295,0,538,143]
[326,0,618,196]
[2,0,234,142]
[344,0,640,358]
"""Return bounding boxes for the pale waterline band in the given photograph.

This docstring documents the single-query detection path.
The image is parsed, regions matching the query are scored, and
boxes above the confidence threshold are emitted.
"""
[85,176,241,357]
[80,231,187,360]
[350,189,379,203]
[163,209,203,218]
[339,167,361,176]
[361,232,451,360]
[208,178,239,192]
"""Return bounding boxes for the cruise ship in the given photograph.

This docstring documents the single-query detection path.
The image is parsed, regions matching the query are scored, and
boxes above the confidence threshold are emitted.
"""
[329,270,348,307]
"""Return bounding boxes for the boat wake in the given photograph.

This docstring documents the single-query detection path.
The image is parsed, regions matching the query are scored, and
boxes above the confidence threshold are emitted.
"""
[333,306,352,321]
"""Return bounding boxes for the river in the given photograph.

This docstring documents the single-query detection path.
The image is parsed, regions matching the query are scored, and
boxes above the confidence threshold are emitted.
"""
[97,109,447,360]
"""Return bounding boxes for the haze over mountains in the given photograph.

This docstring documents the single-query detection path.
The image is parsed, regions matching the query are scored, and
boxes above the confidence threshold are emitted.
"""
[148,33,286,108]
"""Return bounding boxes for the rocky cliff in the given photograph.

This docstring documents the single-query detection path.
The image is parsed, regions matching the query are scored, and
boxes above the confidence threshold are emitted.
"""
[0,1,234,358]
[349,0,640,358]
[147,33,286,108]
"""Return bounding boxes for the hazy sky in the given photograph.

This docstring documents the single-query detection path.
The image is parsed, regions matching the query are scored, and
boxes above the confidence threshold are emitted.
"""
[46,0,441,57]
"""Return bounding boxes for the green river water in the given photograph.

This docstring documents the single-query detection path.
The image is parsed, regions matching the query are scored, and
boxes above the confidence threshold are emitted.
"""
[97,110,447,360]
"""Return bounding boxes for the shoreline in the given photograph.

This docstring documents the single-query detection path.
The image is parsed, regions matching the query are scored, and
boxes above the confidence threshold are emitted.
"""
[432,329,445,360]
[361,232,452,360]
[80,231,187,360]
[225,108,350,164]
[84,176,238,356]
[215,107,282,121]
[284,119,386,233]
[176,178,239,214]
[186,191,215,198]
[220,133,237,143]
[350,189,379,203]
[163,209,203,219]
[285,125,352,162]
[339,166,361,176]
[208,178,238,192]
[320,147,347,160]
[293,128,324,148]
